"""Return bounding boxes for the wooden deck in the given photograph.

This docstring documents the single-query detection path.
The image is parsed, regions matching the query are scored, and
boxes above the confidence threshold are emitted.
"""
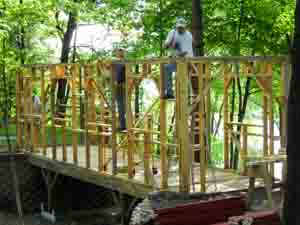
[26,146,265,198]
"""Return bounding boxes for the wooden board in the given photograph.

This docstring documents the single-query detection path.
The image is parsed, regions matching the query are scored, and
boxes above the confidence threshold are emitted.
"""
[26,146,267,198]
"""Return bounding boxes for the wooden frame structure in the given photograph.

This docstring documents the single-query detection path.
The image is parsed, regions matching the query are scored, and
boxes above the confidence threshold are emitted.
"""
[16,56,289,196]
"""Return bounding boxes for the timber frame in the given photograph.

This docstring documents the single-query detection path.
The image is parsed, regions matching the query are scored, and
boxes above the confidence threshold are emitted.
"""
[16,56,290,197]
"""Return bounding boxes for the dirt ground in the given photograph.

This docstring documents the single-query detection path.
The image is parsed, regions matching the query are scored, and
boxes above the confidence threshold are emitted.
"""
[0,211,116,225]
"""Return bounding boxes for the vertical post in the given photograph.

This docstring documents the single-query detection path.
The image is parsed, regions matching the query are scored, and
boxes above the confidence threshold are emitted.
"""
[62,121,67,162]
[198,63,206,192]
[111,64,117,175]
[24,77,29,150]
[267,64,274,176]
[159,63,168,190]
[29,73,35,152]
[263,94,268,157]
[176,61,190,193]
[126,64,135,178]
[41,67,47,155]
[144,115,153,185]
[32,68,39,151]
[241,125,248,175]
[99,106,107,172]
[71,65,78,164]
[205,63,211,158]
[16,69,22,149]
[84,65,91,169]
[223,65,230,169]
[50,67,57,160]
[280,63,287,150]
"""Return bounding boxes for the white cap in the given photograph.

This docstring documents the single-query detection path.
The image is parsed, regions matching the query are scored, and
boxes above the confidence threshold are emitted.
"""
[176,18,186,28]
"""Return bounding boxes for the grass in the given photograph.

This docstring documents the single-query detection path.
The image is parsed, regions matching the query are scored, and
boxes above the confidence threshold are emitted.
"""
[0,123,82,146]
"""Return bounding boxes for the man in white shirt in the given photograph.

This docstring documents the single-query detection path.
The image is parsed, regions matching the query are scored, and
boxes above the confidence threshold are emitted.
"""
[163,18,194,99]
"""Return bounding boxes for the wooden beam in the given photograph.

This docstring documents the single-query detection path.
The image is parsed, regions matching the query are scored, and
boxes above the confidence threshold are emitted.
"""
[267,67,274,176]
[24,78,30,151]
[99,106,107,172]
[159,63,168,190]
[27,154,153,199]
[29,74,36,152]
[71,65,78,165]
[111,64,117,175]
[263,94,268,157]
[62,121,67,162]
[16,69,22,149]
[50,70,57,160]
[205,63,211,182]
[176,62,190,193]
[223,65,230,169]
[41,67,47,155]
[241,125,248,175]
[144,115,153,185]
[84,65,91,169]
[198,63,206,192]
[126,64,135,178]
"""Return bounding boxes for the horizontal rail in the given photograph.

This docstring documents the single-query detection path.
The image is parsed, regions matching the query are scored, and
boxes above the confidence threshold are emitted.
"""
[20,56,289,69]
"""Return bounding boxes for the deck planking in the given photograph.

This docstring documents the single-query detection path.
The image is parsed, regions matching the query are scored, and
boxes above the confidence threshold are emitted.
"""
[26,146,265,198]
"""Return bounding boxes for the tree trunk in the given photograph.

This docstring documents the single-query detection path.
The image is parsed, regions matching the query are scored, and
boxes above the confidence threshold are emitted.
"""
[233,77,251,169]
[56,12,77,116]
[191,0,204,162]
[284,0,300,224]
[192,0,204,56]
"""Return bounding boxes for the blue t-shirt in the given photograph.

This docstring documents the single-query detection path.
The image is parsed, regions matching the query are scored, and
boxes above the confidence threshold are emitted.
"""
[114,63,125,84]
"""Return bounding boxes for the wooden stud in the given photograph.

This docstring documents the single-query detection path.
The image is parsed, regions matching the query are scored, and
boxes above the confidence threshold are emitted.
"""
[144,115,153,185]
[24,78,29,151]
[205,63,211,161]
[84,65,91,169]
[71,65,78,164]
[29,75,36,152]
[268,66,274,176]
[126,64,135,178]
[280,62,289,151]
[99,106,107,172]
[50,68,57,160]
[16,69,22,149]
[223,64,230,169]
[176,62,190,193]
[41,67,47,155]
[62,120,67,162]
[263,94,268,157]
[241,125,248,175]
[198,63,206,192]
[159,63,168,190]
[111,64,117,175]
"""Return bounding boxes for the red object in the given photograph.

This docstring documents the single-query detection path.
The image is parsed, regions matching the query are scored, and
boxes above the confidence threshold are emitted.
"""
[154,196,245,225]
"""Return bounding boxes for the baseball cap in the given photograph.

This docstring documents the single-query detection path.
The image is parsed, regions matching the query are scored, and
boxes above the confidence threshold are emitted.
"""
[176,18,186,28]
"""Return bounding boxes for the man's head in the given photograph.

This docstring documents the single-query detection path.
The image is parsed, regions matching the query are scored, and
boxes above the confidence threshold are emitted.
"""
[114,48,125,59]
[176,18,186,34]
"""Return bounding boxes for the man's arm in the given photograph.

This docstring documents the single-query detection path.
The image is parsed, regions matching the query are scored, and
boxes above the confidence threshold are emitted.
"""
[164,30,174,49]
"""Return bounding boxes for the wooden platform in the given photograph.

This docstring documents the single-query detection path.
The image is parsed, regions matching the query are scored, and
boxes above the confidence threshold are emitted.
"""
[26,146,265,198]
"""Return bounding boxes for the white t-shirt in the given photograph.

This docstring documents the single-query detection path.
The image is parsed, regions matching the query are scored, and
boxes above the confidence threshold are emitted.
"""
[165,30,194,57]
[32,96,41,113]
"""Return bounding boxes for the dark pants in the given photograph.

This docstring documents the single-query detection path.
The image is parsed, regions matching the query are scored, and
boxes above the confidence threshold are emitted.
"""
[163,63,177,97]
[116,85,126,129]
